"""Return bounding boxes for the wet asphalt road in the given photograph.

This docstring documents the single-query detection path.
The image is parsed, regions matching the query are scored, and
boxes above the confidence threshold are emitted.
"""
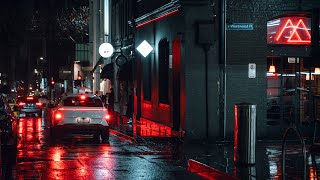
[1,113,203,180]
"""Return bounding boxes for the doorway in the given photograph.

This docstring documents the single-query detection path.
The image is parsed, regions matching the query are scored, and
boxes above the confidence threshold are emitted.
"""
[267,56,318,126]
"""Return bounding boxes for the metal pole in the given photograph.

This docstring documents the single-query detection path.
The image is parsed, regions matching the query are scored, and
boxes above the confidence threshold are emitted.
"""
[311,8,319,124]
[218,0,227,139]
[131,19,140,121]
[203,47,209,139]
[92,0,99,93]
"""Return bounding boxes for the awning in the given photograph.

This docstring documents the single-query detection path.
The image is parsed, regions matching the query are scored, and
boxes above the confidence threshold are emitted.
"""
[100,62,114,79]
[118,60,132,81]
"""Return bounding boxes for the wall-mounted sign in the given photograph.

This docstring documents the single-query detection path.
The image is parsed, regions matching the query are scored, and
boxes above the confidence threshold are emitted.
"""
[99,43,114,58]
[288,57,299,63]
[136,40,153,57]
[226,23,253,30]
[248,63,256,78]
[267,16,312,45]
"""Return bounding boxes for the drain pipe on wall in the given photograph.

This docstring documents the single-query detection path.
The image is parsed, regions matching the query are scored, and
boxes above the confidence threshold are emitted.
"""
[196,20,214,139]
[218,0,227,140]
[203,46,210,139]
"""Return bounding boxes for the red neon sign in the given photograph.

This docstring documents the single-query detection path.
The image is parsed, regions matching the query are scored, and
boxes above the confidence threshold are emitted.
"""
[136,10,179,28]
[276,19,311,43]
[267,17,313,45]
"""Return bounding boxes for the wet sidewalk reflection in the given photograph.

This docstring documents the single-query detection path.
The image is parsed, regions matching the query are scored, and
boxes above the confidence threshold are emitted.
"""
[109,113,320,179]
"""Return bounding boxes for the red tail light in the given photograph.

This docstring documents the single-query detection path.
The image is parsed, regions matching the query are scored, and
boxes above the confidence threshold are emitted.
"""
[80,95,86,100]
[18,102,26,106]
[36,102,42,106]
[105,114,111,121]
[54,112,62,121]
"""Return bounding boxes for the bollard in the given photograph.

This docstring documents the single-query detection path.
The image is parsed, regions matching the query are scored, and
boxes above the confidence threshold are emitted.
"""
[234,103,256,165]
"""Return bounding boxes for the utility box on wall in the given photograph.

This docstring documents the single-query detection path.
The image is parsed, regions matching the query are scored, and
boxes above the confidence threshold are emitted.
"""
[196,21,215,45]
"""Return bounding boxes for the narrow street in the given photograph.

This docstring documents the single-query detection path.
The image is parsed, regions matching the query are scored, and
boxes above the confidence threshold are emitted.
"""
[1,110,202,180]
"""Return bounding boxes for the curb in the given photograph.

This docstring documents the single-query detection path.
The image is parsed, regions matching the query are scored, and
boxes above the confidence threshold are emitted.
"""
[188,159,239,180]
[110,129,138,144]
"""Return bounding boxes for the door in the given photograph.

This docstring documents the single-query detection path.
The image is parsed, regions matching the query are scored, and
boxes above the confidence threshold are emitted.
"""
[267,57,314,126]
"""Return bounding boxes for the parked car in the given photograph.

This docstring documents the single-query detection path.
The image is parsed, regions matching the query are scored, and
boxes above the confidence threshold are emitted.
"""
[51,93,110,143]
[0,95,17,148]
[13,96,43,117]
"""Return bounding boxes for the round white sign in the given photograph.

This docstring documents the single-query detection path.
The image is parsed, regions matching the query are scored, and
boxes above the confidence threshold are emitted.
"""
[99,43,114,58]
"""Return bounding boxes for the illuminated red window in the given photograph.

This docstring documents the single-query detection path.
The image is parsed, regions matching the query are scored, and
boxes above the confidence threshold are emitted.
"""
[267,16,312,45]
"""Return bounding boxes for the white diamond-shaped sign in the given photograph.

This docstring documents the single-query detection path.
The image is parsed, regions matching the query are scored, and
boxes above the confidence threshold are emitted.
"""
[136,40,153,57]
[99,43,114,58]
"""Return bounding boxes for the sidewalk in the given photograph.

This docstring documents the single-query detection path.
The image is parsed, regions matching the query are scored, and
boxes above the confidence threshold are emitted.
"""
[109,112,317,179]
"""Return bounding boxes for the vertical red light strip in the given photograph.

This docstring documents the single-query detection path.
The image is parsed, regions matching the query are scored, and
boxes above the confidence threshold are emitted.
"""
[234,106,238,162]
[136,10,179,28]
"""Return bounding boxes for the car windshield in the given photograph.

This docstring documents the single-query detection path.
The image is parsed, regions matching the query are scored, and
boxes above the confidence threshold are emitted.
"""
[62,97,103,107]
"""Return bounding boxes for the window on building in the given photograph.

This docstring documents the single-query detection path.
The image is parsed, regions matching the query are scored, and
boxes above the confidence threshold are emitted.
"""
[143,55,151,101]
[158,38,169,104]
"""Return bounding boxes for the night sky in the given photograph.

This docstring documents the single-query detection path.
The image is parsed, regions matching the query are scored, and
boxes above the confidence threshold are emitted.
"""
[0,0,88,88]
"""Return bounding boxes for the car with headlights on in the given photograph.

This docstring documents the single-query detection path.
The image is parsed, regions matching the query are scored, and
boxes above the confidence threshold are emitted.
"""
[51,93,111,143]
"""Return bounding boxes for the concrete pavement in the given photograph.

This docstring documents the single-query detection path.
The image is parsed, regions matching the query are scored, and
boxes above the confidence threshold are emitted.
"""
[109,112,318,179]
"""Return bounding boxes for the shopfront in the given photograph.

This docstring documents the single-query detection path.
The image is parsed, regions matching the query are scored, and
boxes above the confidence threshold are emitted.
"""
[266,15,320,127]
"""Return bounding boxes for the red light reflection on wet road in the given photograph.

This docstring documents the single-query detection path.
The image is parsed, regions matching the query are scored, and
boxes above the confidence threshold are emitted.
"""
[18,117,43,149]
[16,117,116,179]
[45,146,115,179]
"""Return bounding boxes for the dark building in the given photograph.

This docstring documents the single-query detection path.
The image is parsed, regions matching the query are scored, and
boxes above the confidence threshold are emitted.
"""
[111,0,218,139]
[0,1,30,89]
[111,0,320,140]
[224,0,320,139]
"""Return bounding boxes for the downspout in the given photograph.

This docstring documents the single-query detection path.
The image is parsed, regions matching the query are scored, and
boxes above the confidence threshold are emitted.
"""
[223,0,227,140]
[203,46,209,139]
[219,0,227,139]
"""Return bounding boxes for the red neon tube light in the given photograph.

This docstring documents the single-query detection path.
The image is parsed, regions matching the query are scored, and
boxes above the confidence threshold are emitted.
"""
[136,9,179,28]
[275,18,311,44]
